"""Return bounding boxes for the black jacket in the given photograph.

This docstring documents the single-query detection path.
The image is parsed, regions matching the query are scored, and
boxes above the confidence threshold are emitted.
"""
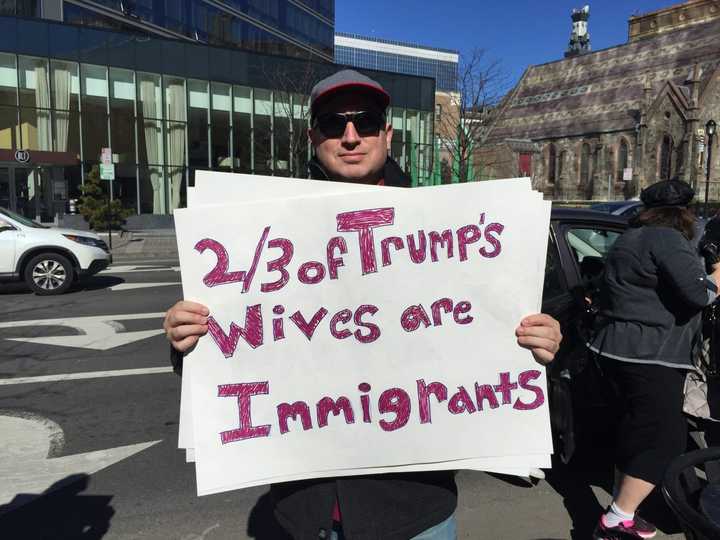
[589,225,717,369]
[171,156,457,540]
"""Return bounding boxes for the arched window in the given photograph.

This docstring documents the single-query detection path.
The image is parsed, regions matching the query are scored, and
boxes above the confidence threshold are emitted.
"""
[580,143,591,185]
[617,138,629,181]
[659,134,673,180]
[547,144,556,183]
[558,150,566,179]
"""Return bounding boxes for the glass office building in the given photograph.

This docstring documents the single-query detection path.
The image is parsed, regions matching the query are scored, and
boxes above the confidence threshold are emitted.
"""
[0,16,434,225]
[335,33,459,93]
[9,0,334,61]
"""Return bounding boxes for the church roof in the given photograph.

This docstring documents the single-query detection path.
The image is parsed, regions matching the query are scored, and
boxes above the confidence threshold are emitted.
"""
[485,17,720,143]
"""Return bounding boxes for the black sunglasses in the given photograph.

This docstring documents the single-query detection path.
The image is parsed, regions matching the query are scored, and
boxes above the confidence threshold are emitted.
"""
[313,111,386,139]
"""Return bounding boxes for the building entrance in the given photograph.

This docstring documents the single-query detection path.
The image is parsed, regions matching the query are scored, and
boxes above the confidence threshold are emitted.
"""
[0,166,53,222]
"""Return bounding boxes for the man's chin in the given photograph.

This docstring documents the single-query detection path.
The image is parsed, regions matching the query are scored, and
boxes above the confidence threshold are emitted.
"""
[335,165,376,184]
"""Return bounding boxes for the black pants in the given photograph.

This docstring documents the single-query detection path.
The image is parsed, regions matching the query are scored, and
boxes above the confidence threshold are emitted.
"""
[604,360,688,485]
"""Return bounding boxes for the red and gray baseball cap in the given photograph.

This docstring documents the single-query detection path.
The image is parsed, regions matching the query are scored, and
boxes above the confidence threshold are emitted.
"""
[310,69,390,119]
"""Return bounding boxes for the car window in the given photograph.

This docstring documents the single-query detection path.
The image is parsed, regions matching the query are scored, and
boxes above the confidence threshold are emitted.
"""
[0,207,46,228]
[543,233,566,302]
[566,227,622,263]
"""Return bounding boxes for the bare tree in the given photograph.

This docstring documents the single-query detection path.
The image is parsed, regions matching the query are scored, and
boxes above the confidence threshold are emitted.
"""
[263,57,323,178]
[435,49,508,183]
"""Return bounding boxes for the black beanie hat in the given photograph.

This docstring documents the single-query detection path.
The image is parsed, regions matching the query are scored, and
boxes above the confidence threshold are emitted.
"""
[640,178,694,208]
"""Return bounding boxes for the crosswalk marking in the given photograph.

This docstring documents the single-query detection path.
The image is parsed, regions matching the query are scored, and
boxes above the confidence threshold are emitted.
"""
[0,367,174,386]
[109,282,181,291]
[0,313,166,351]
[100,265,180,274]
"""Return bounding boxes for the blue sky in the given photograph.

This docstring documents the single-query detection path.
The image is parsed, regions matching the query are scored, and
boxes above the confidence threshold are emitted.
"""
[336,1,674,85]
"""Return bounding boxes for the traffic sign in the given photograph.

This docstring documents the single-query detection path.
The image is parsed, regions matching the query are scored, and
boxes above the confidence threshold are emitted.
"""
[100,163,115,181]
[101,147,112,165]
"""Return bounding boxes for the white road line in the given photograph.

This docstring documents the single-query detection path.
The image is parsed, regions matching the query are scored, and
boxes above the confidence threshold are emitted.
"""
[100,266,180,274]
[109,282,181,291]
[0,367,174,386]
[0,312,166,328]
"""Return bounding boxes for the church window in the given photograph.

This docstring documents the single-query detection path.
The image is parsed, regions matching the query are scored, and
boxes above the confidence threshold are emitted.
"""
[547,144,556,183]
[659,134,673,180]
[617,138,629,181]
[558,150,566,178]
[580,143,590,185]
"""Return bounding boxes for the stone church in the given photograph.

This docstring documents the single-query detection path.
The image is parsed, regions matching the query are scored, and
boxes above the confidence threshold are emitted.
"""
[478,0,720,201]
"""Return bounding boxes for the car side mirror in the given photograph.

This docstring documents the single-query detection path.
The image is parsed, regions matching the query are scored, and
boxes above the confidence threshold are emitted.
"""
[0,225,16,233]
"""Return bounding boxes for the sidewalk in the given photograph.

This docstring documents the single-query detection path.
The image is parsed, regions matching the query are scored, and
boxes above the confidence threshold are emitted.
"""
[97,230,178,263]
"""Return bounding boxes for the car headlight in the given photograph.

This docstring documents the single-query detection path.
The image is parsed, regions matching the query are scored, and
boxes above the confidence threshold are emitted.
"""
[63,234,109,251]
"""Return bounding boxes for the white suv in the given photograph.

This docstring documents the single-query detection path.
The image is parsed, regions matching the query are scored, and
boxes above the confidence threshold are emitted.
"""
[0,207,112,295]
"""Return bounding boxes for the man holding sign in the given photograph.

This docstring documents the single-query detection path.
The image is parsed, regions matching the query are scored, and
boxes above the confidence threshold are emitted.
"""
[164,70,562,540]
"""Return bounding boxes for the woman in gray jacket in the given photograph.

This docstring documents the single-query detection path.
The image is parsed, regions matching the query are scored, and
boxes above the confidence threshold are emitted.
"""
[590,179,720,540]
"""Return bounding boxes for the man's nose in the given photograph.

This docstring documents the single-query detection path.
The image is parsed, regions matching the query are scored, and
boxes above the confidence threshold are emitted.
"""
[341,120,361,145]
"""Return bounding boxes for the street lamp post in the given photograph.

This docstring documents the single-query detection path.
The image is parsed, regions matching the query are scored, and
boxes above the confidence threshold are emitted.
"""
[705,119,716,218]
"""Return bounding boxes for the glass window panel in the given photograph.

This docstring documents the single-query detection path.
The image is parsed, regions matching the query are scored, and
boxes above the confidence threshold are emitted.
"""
[110,109,135,164]
[82,112,108,162]
[164,76,186,122]
[291,93,309,178]
[109,68,135,164]
[114,162,138,214]
[20,107,51,151]
[18,56,50,109]
[211,82,230,170]
[274,93,290,176]
[232,85,251,173]
[51,60,79,111]
[138,118,163,165]
[406,110,419,145]
[137,72,161,119]
[53,109,80,157]
[0,53,17,106]
[167,165,185,211]
[80,64,108,162]
[138,165,166,215]
[391,108,405,168]
[81,64,108,101]
[0,105,18,149]
[165,121,186,166]
[110,68,135,106]
[254,88,272,175]
[188,79,208,169]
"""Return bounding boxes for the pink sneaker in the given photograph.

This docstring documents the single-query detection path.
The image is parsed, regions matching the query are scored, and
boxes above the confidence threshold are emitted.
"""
[592,512,657,539]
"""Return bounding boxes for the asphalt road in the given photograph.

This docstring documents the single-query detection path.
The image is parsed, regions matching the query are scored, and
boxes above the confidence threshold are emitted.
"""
[0,262,684,540]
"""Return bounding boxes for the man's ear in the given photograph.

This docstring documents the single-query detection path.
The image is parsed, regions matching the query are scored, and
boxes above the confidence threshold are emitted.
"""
[384,124,393,151]
[308,127,322,146]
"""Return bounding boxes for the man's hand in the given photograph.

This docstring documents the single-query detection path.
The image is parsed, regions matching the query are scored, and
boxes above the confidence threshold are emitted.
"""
[515,314,562,365]
[164,301,209,353]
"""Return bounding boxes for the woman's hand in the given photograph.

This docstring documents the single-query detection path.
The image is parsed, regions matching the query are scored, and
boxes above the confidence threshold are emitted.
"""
[516,314,562,365]
[163,301,209,352]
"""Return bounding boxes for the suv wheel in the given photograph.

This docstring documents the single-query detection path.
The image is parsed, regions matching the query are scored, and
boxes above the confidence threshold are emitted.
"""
[24,253,74,295]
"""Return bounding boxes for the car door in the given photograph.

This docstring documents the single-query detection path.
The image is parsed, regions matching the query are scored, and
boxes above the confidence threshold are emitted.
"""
[0,217,18,274]
[541,229,582,463]
[552,219,627,456]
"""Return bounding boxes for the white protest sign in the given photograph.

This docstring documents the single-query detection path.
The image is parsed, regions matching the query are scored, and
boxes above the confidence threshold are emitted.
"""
[179,174,537,453]
[176,180,552,495]
[180,173,549,483]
